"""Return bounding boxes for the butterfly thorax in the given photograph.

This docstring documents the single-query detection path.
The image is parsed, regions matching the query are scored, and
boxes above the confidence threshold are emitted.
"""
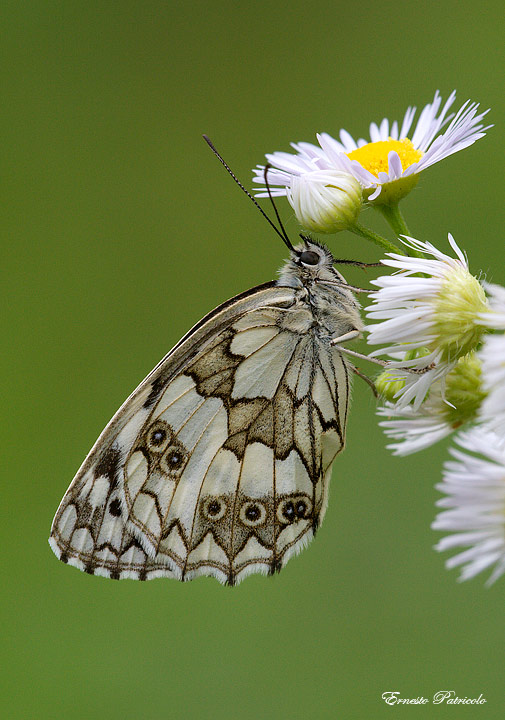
[276,240,363,341]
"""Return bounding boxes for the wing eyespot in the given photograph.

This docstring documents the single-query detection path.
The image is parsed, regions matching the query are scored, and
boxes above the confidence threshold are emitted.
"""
[239,500,267,527]
[278,499,295,522]
[295,499,309,518]
[145,421,172,453]
[201,496,227,521]
[160,441,189,477]
[277,495,312,524]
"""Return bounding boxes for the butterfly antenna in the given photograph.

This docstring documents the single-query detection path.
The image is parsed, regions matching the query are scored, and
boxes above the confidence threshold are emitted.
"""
[203,135,296,252]
[263,164,296,252]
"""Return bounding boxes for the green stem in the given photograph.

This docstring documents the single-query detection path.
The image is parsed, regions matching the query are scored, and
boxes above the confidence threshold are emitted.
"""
[350,222,405,255]
[374,202,425,258]
[376,201,411,235]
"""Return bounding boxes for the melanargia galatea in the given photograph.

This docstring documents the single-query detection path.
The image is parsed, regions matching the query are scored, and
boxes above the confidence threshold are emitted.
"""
[49,147,367,585]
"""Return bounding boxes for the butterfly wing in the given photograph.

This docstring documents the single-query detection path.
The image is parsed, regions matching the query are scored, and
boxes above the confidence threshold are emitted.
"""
[50,282,351,584]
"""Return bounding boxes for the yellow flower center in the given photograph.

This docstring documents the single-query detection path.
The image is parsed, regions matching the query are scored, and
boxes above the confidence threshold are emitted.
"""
[444,354,485,430]
[346,138,423,179]
[434,268,488,362]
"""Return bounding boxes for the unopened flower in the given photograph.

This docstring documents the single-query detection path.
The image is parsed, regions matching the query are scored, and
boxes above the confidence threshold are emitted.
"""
[432,428,505,585]
[253,91,490,204]
[365,234,488,408]
[286,169,362,233]
[377,353,485,455]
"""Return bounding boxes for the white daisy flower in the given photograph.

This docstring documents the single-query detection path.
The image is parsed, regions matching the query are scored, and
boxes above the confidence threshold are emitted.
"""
[365,234,488,409]
[377,353,484,456]
[432,427,505,585]
[254,142,329,197]
[478,333,505,435]
[253,91,490,204]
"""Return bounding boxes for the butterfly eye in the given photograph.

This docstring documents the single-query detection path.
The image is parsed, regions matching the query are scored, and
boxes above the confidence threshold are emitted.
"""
[299,250,320,266]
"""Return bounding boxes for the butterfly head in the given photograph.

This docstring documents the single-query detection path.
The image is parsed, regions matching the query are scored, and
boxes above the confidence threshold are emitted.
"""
[278,237,346,289]
[295,237,333,270]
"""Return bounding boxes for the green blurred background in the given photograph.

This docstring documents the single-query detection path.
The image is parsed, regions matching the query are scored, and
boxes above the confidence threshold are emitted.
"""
[3,1,505,718]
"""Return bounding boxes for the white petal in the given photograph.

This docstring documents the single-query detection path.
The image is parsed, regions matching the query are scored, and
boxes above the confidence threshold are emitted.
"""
[433,427,505,583]
[338,128,358,151]
[388,151,403,179]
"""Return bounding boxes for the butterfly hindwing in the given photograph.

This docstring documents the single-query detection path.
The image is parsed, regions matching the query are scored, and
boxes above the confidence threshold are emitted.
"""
[50,267,355,584]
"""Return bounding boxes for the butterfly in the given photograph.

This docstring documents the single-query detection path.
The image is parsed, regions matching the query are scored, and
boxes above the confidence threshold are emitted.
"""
[49,139,370,585]
[49,236,368,585]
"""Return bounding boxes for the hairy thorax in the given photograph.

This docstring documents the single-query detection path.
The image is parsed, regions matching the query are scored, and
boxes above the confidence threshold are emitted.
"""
[276,240,364,343]
[275,283,362,342]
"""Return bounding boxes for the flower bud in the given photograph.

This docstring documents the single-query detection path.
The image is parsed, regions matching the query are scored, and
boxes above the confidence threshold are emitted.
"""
[377,353,485,456]
[287,170,362,233]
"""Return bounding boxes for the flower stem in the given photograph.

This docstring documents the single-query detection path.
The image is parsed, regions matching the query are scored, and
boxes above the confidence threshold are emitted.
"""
[350,223,405,255]
[374,202,425,258]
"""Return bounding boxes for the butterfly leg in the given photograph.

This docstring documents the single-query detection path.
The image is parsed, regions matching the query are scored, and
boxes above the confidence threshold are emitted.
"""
[329,329,361,345]
[332,343,435,375]
[315,279,373,293]
[332,259,382,269]
[351,365,378,397]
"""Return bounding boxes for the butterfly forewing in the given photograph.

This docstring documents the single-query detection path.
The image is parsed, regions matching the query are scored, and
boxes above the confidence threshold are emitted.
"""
[50,241,361,584]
